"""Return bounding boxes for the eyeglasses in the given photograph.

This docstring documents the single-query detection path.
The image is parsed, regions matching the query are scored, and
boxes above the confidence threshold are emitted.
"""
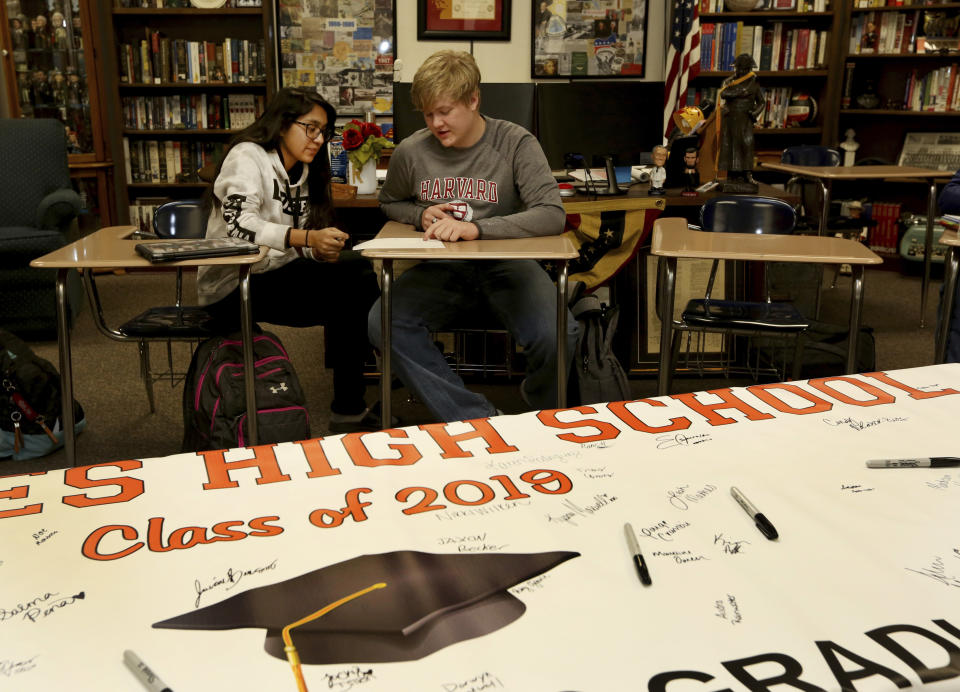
[294,121,336,142]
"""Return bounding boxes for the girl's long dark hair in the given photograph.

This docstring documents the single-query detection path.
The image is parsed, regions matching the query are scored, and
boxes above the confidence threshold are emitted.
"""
[205,87,337,230]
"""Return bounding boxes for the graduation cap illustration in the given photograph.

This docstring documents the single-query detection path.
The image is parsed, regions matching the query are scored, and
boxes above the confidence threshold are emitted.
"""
[153,550,579,668]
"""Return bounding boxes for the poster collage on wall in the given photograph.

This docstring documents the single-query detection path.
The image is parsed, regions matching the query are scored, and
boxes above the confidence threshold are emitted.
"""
[533,0,647,78]
[277,0,395,115]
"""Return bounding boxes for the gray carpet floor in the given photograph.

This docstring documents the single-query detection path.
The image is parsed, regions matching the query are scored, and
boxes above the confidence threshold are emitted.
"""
[1,264,936,475]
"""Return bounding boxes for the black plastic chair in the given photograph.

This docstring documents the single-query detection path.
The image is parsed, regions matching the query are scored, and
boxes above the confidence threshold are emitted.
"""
[84,200,217,412]
[781,145,841,231]
[665,196,809,384]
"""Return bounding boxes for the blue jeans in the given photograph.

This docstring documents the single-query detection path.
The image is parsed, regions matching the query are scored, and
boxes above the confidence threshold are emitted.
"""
[368,259,579,423]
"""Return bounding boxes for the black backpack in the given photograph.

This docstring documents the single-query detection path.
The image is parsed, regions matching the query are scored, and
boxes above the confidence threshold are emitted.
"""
[1,328,85,461]
[568,293,632,405]
[182,330,310,452]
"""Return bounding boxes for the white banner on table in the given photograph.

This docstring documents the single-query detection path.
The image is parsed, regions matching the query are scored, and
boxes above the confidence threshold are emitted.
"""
[2,366,960,691]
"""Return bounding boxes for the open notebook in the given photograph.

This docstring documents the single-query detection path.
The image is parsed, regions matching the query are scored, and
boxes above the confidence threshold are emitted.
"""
[135,237,260,263]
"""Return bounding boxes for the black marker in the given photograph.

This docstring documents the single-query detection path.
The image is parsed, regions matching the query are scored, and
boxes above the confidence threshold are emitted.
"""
[623,523,652,585]
[730,487,778,541]
[866,457,960,469]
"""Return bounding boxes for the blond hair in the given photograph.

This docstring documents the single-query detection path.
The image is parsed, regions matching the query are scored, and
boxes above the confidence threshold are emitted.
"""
[410,50,481,112]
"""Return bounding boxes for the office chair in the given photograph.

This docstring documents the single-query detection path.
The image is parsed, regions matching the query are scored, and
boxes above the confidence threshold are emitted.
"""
[84,199,217,412]
[661,196,809,388]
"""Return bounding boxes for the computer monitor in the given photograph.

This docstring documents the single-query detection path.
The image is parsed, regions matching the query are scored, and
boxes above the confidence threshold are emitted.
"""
[535,81,664,170]
[392,82,536,142]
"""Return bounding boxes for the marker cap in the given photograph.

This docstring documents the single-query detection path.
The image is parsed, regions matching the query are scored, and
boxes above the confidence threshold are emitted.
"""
[755,513,778,540]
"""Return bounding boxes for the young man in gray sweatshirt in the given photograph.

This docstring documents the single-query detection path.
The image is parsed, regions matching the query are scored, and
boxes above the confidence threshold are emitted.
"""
[368,50,578,423]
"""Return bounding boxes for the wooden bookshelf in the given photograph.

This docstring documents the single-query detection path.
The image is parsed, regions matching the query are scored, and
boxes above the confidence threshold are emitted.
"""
[104,3,276,224]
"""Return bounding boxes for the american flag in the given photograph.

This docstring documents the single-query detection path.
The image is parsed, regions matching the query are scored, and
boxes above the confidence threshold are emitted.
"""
[663,0,701,142]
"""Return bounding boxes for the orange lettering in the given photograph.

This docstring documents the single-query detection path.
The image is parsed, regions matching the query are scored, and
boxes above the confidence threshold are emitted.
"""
[420,419,519,458]
[342,430,422,467]
[248,515,284,537]
[862,372,960,400]
[671,388,775,425]
[295,438,342,478]
[200,444,291,490]
[62,460,145,508]
[607,399,692,433]
[209,520,248,542]
[746,383,833,414]
[0,482,41,519]
[808,377,895,406]
[81,524,143,561]
[537,406,622,443]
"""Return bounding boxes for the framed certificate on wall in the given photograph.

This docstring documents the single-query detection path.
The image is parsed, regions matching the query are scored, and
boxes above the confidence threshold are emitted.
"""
[417,0,512,40]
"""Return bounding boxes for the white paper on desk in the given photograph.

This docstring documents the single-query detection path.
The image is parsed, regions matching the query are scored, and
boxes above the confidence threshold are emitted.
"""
[353,238,445,250]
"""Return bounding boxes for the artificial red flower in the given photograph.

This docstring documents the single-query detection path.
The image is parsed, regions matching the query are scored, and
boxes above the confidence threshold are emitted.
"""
[341,127,364,150]
[360,122,382,140]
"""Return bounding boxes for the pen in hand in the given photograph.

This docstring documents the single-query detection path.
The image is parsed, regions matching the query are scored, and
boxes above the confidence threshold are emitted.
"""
[124,649,173,692]
[730,486,779,541]
[624,522,652,586]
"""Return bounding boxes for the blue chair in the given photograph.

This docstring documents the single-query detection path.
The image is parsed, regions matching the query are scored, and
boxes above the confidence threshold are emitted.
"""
[0,119,84,338]
[781,145,841,232]
[84,200,217,412]
[664,196,809,387]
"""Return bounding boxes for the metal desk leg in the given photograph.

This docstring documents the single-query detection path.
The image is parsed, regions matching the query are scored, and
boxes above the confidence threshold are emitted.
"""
[847,265,866,374]
[817,179,831,237]
[936,246,959,363]
[556,260,568,408]
[380,259,393,429]
[921,179,937,328]
[239,266,258,446]
[57,268,77,466]
[657,256,677,397]
[813,179,832,319]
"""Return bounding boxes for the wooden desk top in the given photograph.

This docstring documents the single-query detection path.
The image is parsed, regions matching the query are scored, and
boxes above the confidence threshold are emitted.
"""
[359,221,578,261]
[760,162,953,180]
[651,217,884,265]
[30,225,268,269]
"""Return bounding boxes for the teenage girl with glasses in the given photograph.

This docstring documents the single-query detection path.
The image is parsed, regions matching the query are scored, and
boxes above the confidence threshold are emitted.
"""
[199,87,382,433]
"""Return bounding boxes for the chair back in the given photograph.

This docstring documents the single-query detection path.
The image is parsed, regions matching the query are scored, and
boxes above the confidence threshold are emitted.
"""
[0,119,72,227]
[701,196,796,236]
[153,199,207,239]
[781,145,841,167]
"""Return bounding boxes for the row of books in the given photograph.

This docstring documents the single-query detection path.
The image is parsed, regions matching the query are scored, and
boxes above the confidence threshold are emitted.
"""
[118,34,267,85]
[123,137,225,185]
[121,93,264,131]
[865,202,902,255]
[902,64,960,112]
[701,23,829,72]
[847,10,920,55]
[114,1,261,7]
[699,0,829,12]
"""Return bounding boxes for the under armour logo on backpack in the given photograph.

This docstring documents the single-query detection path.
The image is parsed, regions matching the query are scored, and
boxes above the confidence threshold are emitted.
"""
[269,382,288,394]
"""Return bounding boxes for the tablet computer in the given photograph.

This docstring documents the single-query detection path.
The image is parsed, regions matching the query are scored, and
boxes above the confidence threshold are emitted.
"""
[135,237,260,263]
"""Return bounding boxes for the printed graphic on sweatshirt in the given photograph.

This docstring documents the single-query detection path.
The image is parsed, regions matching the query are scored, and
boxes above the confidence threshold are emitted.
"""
[447,200,474,222]
[273,178,307,228]
[222,194,255,242]
[419,177,498,206]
